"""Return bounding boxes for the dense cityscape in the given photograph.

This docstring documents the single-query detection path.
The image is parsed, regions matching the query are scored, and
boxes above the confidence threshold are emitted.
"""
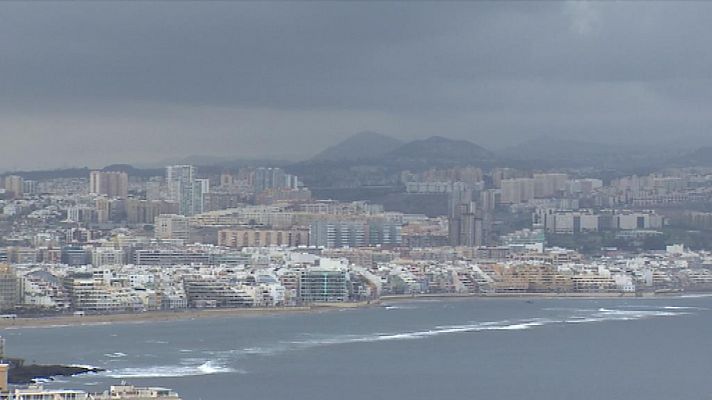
[1,138,712,319]
[3,1,712,399]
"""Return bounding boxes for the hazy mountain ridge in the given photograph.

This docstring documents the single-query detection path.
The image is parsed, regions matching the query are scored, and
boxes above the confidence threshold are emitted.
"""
[496,136,679,170]
[311,131,404,162]
[387,136,495,163]
[498,136,621,160]
[290,135,497,188]
[5,134,709,183]
[306,134,495,167]
[676,146,712,166]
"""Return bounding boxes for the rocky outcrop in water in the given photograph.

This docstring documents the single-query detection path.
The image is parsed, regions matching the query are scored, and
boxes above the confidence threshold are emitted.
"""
[8,363,104,384]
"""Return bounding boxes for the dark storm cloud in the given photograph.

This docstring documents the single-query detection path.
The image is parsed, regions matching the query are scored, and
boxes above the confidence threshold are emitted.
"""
[1,1,711,170]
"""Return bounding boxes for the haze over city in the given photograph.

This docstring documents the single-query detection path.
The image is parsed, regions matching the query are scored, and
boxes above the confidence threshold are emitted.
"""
[2,2,712,400]
[2,1,712,170]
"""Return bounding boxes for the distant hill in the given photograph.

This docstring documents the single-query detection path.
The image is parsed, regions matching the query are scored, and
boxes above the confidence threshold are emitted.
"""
[289,135,496,188]
[1,168,90,180]
[387,136,494,164]
[370,136,497,171]
[311,131,404,162]
[136,155,296,170]
[677,146,712,166]
[102,164,163,178]
[498,136,619,161]
[497,136,654,169]
[1,164,165,181]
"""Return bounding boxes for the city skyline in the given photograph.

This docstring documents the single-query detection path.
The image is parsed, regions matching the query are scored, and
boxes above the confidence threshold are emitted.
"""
[3,2,712,399]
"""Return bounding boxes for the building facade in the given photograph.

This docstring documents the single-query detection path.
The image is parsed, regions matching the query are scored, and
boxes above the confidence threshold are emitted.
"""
[218,227,309,248]
[89,171,129,198]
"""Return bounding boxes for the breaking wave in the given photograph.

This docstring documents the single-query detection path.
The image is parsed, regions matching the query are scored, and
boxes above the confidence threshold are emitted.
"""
[678,293,712,298]
[282,306,691,348]
[119,303,696,375]
[380,304,417,310]
[562,307,689,324]
[104,352,127,358]
[69,364,100,370]
[206,344,293,359]
[662,306,703,310]
[204,305,693,362]
[286,319,555,347]
[97,304,697,379]
[105,360,237,378]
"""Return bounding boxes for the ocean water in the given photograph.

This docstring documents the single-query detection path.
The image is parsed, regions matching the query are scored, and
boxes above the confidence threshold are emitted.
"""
[3,296,712,400]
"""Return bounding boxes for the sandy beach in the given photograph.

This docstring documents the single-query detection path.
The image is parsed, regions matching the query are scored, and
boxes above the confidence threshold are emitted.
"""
[0,305,350,329]
[2,291,702,329]
[0,300,386,329]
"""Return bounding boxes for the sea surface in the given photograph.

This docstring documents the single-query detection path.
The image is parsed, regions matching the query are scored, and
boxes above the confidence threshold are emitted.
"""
[3,296,712,400]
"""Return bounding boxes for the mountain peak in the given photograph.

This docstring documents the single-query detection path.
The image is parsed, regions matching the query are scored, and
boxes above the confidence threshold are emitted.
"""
[310,131,403,162]
[386,136,495,166]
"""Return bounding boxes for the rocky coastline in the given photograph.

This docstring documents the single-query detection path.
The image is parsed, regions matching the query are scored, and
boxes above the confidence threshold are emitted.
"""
[4,358,103,384]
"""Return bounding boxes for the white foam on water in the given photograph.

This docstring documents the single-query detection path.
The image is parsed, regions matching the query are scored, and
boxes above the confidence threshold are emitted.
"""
[287,318,555,347]
[238,346,285,355]
[484,320,551,330]
[207,345,290,358]
[678,293,712,298]
[284,306,693,349]
[565,317,605,324]
[69,364,100,370]
[196,305,699,366]
[594,308,684,319]
[382,305,416,310]
[562,307,689,324]
[105,360,237,378]
[33,377,77,385]
[197,361,234,375]
[104,352,127,358]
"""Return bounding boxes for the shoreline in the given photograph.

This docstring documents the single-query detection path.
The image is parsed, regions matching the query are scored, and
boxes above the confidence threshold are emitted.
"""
[0,306,317,329]
[380,291,712,302]
[1,292,707,329]
[0,301,378,330]
[380,292,640,301]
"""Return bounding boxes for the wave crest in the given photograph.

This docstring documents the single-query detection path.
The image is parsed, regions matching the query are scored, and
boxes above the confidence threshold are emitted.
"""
[105,361,238,378]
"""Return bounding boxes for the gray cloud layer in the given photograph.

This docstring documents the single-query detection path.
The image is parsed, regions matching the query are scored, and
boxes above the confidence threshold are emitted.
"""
[1,2,711,170]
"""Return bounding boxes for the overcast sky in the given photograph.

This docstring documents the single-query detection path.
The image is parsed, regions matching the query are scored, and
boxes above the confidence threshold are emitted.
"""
[1,1,712,170]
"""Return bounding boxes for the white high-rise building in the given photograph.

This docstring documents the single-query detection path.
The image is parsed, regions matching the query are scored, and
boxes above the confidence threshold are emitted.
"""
[193,178,210,215]
[166,165,195,216]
